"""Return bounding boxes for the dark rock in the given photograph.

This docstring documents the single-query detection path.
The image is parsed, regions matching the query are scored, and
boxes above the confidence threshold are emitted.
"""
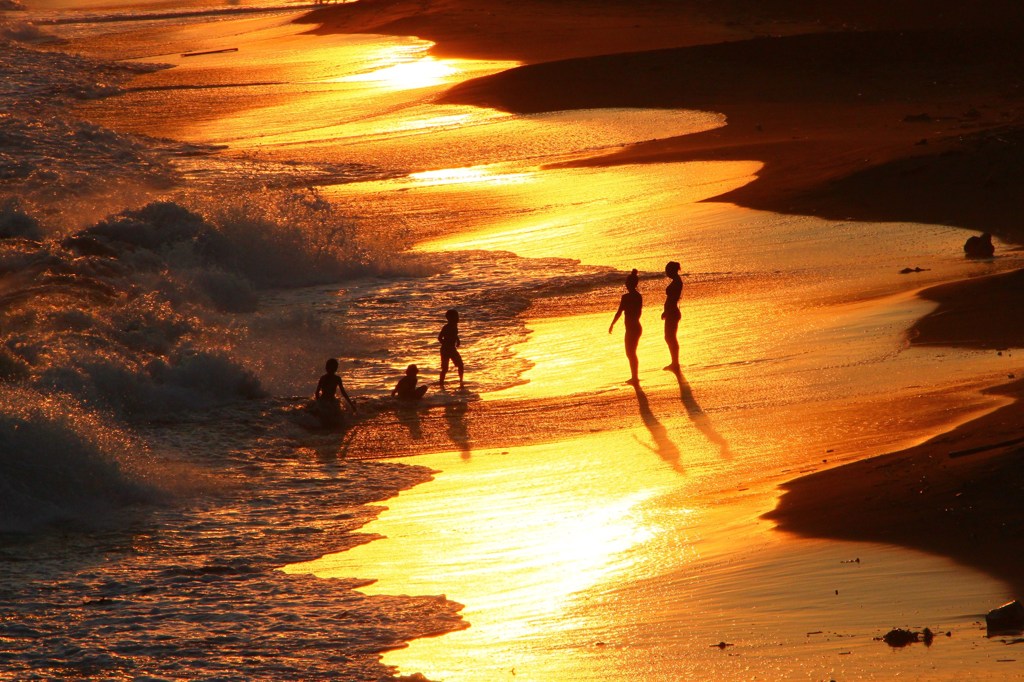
[987,600,1024,635]
[964,232,995,258]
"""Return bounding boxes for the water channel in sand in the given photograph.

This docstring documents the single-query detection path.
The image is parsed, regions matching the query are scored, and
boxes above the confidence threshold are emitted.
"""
[75,11,1024,680]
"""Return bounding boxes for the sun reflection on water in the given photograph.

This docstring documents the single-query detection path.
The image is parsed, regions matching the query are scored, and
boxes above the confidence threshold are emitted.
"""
[339,56,459,89]
[285,434,686,680]
[409,166,533,187]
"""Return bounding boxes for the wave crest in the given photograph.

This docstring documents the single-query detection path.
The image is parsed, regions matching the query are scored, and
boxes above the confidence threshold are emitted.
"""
[0,387,156,533]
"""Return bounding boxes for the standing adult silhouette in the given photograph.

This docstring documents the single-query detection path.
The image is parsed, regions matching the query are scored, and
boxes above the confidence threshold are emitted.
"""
[662,261,682,371]
[609,268,643,384]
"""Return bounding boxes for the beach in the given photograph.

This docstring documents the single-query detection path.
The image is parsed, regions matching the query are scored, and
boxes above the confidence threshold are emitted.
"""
[305,0,1024,643]
[2,0,1024,679]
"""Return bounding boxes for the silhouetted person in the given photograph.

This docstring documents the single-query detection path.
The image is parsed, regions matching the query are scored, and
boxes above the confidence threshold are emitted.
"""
[392,363,428,401]
[315,358,357,414]
[609,268,643,384]
[438,309,464,388]
[964,232,995,258]
[662,261,682,371]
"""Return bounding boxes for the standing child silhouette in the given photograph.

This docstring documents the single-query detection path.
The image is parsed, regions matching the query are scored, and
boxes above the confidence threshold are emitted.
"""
[438,308,464,388]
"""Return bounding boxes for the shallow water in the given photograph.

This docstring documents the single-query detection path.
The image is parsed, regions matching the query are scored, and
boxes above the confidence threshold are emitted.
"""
[290,440,1012,681]
[4,4,1024,680]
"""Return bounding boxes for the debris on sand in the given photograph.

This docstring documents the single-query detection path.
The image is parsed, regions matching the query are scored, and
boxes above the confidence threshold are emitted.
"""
[879,627,940,647]
[711,641,734,649]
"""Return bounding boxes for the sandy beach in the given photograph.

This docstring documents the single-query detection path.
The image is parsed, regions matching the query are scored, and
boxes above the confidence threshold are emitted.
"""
[4,0,1024,679]
[301,0,1024,611]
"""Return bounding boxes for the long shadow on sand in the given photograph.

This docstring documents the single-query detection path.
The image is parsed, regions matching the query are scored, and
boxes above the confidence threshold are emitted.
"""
[672,369,732,459]
[632,383,684,474]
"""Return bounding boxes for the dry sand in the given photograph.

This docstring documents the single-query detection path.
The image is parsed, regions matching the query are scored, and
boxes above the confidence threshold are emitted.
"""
[303,0,1024,596]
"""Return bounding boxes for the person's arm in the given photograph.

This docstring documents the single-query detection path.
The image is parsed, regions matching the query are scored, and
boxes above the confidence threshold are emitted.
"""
[339,380,357,413]
[609,299,625,333]
[314,376,325,400]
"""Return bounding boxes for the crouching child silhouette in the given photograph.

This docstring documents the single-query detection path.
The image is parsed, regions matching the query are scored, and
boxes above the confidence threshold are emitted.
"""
[392,364,428,401]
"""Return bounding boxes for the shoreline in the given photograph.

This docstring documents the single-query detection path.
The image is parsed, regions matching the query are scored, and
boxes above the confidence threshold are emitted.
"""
[303,0,1024,239]
[299,0,1024,601]
[770,273,1024,596]
[5,1,1022,678]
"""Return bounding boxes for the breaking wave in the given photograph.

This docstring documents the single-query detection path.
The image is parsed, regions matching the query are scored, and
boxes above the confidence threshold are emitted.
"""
[0,188,419,534]
[0,386,156,534]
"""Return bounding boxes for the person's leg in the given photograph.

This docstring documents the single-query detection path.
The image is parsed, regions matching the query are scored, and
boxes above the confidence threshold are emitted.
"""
[440,351,450,385]
[625,331,640,383]
[452,349,464,385]
[664,317,680,369]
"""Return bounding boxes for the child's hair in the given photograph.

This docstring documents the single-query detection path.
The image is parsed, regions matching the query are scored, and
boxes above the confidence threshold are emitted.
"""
[325,358,339,373]
[406,364,418,375]
[666,261,681,274]
[445,309,459,322]
[625,268,639,289]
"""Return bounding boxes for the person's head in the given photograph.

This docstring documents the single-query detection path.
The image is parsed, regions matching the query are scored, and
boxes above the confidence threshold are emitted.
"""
[406,364,418,376]
[445,309,459,323]
[665,261,681,277]
[625,268,639,292]
[325,358,339,374]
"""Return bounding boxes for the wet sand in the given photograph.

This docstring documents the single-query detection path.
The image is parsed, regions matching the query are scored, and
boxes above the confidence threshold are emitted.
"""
[771,278,1024,595]
[301,0,1024,605]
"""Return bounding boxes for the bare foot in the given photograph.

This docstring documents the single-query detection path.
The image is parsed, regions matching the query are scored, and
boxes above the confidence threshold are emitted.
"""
[626,377,640,385]
[663,364,681,373]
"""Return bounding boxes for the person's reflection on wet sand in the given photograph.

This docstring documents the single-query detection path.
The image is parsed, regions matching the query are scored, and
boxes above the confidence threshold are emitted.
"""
[396,402,425,441]
[670,368,732,458]
[632,383,684,473]
[444,399,471,460]
[313,429,356,477]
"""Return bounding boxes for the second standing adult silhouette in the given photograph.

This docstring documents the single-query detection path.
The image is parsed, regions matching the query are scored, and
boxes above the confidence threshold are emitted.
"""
[662,261,682,371]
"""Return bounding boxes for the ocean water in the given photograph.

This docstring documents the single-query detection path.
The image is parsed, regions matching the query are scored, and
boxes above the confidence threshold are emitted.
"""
[2,2,1023,680]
